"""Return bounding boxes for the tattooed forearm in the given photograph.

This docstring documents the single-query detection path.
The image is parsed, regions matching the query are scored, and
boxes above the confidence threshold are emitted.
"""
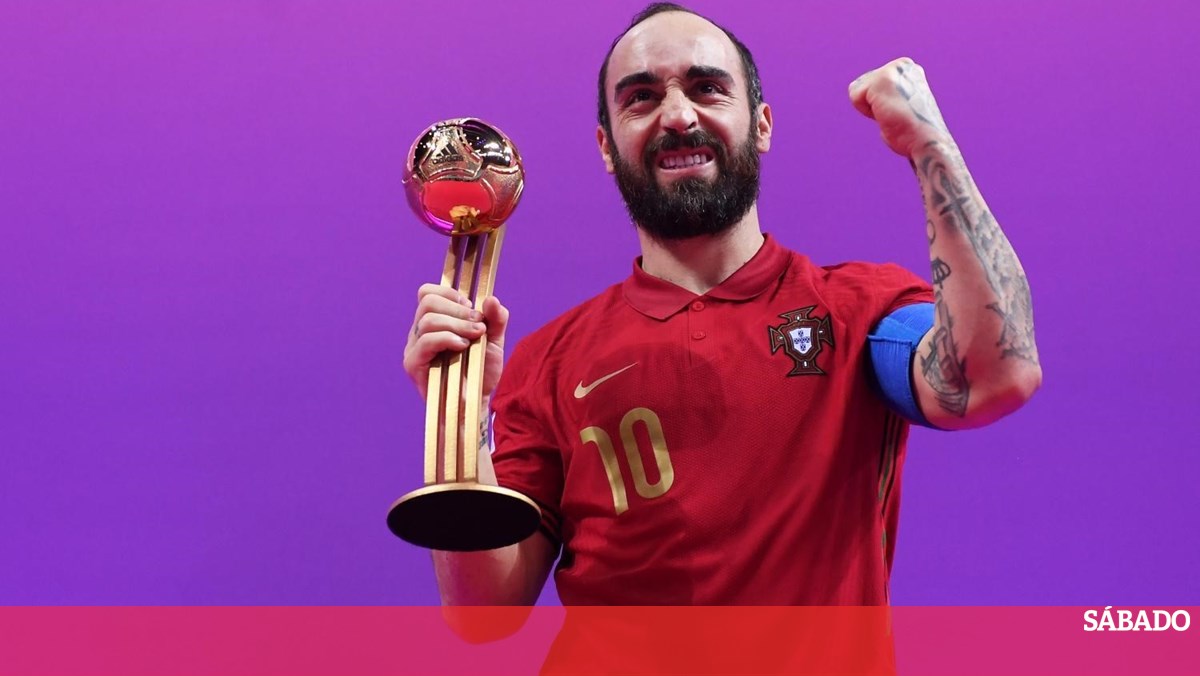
[921,143,1039,364]
[920,259,969,416]
[969,212,1038,362]
[986,275,1036,359]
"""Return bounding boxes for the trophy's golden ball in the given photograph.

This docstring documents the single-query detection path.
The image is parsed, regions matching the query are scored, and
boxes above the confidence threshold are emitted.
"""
[403,118,525,236]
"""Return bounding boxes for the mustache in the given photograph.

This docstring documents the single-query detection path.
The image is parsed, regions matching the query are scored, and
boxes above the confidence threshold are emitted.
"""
[642,130,728,168]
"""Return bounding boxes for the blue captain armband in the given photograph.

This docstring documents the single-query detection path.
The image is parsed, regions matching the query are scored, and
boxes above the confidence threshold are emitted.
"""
[867,303,936,426]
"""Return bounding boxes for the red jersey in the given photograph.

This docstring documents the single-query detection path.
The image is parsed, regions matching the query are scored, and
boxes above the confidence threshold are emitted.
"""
[490,234,933,605]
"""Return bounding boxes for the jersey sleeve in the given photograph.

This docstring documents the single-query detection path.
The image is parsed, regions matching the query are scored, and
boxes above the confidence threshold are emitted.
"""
[865,263,936,423]
[489,338,565,546]
[872,262,935,317]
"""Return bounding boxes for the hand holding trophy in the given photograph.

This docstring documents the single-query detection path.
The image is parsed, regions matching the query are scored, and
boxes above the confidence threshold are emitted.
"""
[388,119,541,551]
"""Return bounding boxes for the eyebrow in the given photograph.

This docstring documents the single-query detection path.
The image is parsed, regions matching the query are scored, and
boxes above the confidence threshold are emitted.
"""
[686,65,734,85]
[613,71,660,99]
[612,65,735,101]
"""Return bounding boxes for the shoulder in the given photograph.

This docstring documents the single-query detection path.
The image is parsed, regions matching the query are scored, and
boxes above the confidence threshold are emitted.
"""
[816,260,926,291]
[778,254,931,329]
[808,259,930,305]
[769,243,916,288]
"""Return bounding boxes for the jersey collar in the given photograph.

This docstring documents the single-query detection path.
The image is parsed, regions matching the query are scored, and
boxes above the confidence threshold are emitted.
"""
[622,233,792,320]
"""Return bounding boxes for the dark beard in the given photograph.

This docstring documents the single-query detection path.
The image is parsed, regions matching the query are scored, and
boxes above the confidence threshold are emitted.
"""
[612,127,760,241]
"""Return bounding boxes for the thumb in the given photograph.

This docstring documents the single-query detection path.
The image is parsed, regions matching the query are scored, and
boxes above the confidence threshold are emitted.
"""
[481,295,509,348]
[848,71,876,120]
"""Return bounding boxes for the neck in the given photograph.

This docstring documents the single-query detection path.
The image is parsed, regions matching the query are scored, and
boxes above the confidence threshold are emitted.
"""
[636,205,765,295]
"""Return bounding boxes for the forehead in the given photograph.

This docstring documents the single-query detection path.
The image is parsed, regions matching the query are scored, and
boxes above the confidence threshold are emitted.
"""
[607,12,742,90]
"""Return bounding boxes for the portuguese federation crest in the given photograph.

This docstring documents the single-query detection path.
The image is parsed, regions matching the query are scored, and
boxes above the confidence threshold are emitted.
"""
[768,306,835,376]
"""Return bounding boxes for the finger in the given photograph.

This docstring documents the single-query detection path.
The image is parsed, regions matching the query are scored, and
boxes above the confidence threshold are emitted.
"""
[848,70,876,120]
[403,330,472,374]
[416,283,475,315]
[414,312,487,341]
[480,296,509,346]
[417,282,471,306]
[414,291,483,328]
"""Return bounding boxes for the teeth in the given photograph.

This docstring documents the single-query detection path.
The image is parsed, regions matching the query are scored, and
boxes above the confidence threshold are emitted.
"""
[660,153,710,169]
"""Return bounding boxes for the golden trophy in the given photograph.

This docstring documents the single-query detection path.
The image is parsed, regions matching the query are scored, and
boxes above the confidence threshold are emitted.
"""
[388,118,541,551]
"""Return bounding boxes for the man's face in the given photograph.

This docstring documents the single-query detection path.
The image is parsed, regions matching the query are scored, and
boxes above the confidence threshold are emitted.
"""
[599,12,771,240]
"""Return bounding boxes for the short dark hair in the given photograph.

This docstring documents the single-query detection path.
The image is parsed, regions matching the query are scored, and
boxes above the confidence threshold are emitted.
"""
[596,3,764,138]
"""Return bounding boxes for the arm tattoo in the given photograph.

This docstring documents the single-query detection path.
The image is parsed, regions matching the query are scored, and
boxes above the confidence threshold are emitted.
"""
[922,144,1039,364]
[896,63,948,133]
[920,259,970,416]
[930,257,951,287]
[971,212,1038,362]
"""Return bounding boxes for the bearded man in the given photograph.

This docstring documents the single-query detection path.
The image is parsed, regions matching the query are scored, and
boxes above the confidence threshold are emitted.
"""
[403,2,1041,609]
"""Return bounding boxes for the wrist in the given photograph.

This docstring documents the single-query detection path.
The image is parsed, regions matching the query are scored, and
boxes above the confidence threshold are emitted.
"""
[909,132,960,162]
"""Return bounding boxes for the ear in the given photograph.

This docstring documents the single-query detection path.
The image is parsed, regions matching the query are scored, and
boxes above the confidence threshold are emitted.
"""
[754,103,773,153]
[597,125,615,174]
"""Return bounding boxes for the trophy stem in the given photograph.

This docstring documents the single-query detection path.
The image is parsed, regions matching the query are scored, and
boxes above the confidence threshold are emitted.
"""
[422,229,507,487]
[423,248,461,485]
[461,224,506,483]
[442,235,480,483]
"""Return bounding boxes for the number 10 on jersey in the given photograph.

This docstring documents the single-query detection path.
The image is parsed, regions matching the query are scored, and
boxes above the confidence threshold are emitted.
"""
[580,407,675,515]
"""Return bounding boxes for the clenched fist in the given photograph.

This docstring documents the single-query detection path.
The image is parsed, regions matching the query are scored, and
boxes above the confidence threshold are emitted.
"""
[403,284,509,401]
[848,57,952,158]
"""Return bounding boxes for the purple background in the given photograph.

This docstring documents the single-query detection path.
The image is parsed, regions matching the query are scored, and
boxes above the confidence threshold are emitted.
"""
[1,0,1196,606]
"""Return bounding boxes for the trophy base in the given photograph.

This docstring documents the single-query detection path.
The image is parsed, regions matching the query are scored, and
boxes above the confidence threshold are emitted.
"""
[387,482,542,551]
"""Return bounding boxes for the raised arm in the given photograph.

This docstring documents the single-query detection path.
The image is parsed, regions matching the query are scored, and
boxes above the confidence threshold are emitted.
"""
[850,58,1042,429]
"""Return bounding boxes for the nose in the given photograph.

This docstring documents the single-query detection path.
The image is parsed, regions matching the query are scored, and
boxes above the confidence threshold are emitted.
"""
[659,88,698,135]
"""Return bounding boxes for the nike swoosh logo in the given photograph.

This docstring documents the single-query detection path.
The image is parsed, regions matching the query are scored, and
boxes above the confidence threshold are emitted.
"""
[574,362,638,399]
